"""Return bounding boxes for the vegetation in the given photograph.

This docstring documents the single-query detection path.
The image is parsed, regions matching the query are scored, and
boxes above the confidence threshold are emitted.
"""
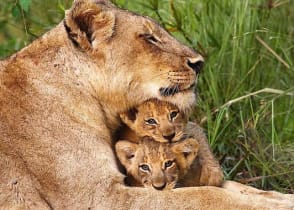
[1,0,293,193]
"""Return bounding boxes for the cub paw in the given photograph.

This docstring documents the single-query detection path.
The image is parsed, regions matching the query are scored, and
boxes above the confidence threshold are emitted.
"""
[199,165,224,187]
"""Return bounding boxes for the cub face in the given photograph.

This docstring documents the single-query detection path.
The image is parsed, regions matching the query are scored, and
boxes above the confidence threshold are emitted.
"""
[115,137,199,190]
[120,99,188,143]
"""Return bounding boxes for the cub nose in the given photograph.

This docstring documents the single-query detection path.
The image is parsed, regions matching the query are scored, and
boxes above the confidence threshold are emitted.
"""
[187,56,204,74]
[152,183,166,190]
[163,133,175,142]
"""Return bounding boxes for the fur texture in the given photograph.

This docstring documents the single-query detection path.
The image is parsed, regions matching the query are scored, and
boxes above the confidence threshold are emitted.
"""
[119,98,188,143]
[118,98,224,187]
[0,0,293,209]
[115,137,199,189]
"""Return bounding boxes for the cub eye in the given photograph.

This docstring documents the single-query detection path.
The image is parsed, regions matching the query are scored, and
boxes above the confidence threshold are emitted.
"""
[139,164,150,172]
[164,160,174,169]
[170,111,178,120]
[145,118,157,125]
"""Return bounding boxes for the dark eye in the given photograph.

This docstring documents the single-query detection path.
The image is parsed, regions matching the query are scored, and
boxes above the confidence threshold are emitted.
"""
[145,118,157,125]
[139,164,150,172]
[146,34,158,43]
[140,33,159,44]
[164,160,174,169]
[170,111,178,120]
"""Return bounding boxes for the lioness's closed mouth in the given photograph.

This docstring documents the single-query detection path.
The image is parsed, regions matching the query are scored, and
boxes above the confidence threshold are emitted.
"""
[158,56,203,97]
[159,83,196,97]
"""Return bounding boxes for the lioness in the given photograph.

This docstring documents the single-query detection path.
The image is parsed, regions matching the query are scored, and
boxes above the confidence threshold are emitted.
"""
[118,98,223,186]
[115,137,199,189]
[0,0,293,209]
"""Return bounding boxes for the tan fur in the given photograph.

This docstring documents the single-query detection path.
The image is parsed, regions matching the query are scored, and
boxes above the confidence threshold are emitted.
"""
[115,137,199,190]
[180,122,225,187]
[119,98,187,143]
[0,0,293,209]
[118,98,224,187]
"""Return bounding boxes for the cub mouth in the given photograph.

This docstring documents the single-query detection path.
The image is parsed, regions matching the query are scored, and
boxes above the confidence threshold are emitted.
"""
[159,83,195,97]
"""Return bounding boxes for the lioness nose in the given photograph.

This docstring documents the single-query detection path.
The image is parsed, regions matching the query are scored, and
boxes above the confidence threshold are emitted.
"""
[163,133,175,142]
[187,56,204,74]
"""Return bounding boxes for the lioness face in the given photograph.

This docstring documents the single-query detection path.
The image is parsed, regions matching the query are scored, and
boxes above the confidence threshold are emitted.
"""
[120,99,187,143]
[106,13,204,111]
[65,1,204,112]
[116,138,199,190]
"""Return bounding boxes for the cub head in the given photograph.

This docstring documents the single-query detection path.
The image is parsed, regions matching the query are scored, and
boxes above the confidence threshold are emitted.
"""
[120,99,188,143]
[64,0,204,113]
[115,137,199,190]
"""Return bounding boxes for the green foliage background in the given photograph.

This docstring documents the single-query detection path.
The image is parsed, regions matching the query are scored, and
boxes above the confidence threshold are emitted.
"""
[1,0,293,193]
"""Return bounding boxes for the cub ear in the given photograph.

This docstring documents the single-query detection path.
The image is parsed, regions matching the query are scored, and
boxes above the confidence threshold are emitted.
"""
[115,140,139,168]
[64,0,115,50]
[172,138,199,167]
[119,108,138,128]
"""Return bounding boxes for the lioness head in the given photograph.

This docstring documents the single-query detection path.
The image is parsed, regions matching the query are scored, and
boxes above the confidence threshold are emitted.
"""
[64,0,204,113]
[115,137,199,190]
[120,98,187,143]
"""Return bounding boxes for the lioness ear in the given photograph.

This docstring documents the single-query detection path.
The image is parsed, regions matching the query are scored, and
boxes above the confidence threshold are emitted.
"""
[172,138,199,167]
[64,0,115,50]
[119,108,138,128]
[115,140,139,168]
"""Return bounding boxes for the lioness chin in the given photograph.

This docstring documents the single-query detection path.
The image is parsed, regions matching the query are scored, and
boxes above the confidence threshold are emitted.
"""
[0,0,293,209]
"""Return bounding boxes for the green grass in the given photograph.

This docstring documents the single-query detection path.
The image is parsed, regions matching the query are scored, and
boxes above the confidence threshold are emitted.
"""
[1,0,293,193]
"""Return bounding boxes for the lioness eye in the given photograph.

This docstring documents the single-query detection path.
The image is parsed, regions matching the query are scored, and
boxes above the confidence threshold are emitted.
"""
[164,160,174,169]
[145,118,157,125]
[170,111,178,120]
[139,164,150,172]
[146,34,158,43]
[140,33,159,44]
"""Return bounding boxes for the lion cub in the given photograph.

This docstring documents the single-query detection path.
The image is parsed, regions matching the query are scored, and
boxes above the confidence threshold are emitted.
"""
[118,99,187,143]
[115,137,199,189]
[117,98,223,187]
